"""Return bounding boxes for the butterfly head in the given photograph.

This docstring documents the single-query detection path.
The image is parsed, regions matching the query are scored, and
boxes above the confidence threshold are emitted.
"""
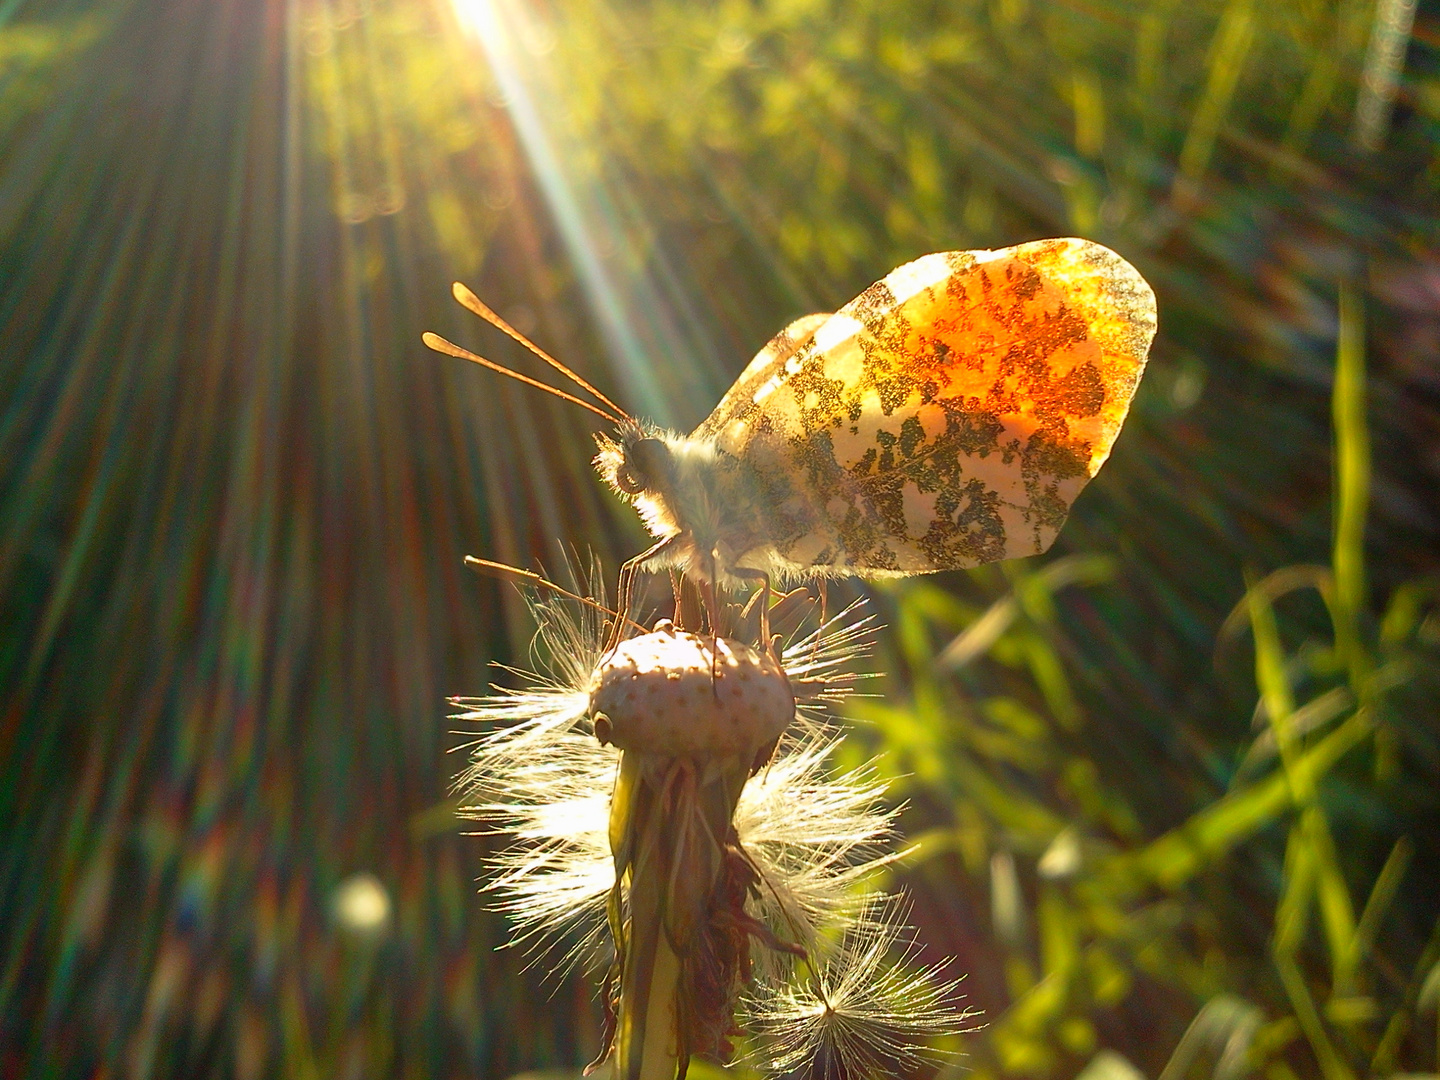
[595,422,674,493]
[594,423,686,538]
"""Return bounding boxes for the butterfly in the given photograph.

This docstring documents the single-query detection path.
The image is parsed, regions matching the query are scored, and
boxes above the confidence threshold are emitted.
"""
[425,237,1156,602]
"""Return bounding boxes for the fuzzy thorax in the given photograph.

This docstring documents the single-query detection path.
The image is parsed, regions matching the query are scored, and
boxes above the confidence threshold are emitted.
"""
[594,425,786,588]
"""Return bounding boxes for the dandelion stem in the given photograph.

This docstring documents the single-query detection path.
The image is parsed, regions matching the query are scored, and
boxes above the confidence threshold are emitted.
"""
[613,754,752,1080]
[639,940,681,1080]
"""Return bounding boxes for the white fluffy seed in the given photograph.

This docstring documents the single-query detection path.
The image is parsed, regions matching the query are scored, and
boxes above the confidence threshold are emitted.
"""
[588,629,794,757]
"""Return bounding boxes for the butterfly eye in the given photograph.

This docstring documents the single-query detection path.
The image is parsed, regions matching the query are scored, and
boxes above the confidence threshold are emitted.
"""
[617,438,670,494]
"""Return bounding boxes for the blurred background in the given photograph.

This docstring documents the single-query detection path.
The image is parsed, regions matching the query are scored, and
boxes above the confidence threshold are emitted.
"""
[1,0,1438,1077]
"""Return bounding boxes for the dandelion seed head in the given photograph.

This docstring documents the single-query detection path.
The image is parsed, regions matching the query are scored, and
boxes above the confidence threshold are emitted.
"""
[465,731,617,971]
[453,572,971,1074]
[782,602,880,716]
[450,572,618,968]
[456,579,886,971]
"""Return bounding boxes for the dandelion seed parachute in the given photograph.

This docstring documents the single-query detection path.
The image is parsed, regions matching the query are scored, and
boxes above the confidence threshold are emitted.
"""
[745,896,982,1078]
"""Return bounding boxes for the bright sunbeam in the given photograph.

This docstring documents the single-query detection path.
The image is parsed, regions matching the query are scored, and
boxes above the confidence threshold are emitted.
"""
[450,0,676,423]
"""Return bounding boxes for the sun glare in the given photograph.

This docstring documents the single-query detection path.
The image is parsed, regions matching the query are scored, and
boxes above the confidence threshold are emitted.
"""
[446,0,687,426]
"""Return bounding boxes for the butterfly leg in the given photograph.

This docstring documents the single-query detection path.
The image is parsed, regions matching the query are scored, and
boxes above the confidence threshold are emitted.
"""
[812,577,828,664]
[609,535,678,652]
[728,565,774,660]
[670,570,686,630]
[705,548,721,696]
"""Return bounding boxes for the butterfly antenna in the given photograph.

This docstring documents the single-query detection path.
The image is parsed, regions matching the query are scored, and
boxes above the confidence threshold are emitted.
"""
[464,556,648,636]
[423,333,624,426]
[450,281,634,424]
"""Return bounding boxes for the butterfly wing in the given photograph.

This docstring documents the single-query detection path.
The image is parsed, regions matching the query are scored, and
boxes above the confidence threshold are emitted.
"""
[695,313,831,441]
[697,238,1156,575]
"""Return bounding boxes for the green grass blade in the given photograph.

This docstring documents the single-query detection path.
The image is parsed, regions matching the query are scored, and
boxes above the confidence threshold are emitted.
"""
[1338,836,1414,996]
[1245,575,1306,795]
[1303,807,1358,993]
[1371,917,1440,1074]
[1274,815,1317,959]
[1176,0,1256,190]
[1124,710,1373,890]
[1156,994,1263,1080]
[1332,284,1371,683]
[1275,952,1355,1080]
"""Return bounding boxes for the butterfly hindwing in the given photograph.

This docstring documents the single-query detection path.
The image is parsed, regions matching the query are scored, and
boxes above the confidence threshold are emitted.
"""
[700,238,1156,575]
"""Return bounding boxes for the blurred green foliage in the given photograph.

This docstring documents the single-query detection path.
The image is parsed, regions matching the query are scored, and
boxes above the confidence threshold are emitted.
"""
[2,0,1437,1078]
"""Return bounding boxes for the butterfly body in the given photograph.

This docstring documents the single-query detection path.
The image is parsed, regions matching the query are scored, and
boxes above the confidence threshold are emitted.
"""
[595,422,836,588]
[595,237,1157,588]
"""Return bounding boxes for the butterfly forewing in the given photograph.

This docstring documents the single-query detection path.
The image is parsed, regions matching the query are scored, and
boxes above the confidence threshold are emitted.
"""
[695,313,831,440]
[697,238,1156,575]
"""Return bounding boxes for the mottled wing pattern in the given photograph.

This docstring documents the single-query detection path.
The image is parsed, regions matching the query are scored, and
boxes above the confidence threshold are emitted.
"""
[696,313,831,439]
[699,238,1156,575]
